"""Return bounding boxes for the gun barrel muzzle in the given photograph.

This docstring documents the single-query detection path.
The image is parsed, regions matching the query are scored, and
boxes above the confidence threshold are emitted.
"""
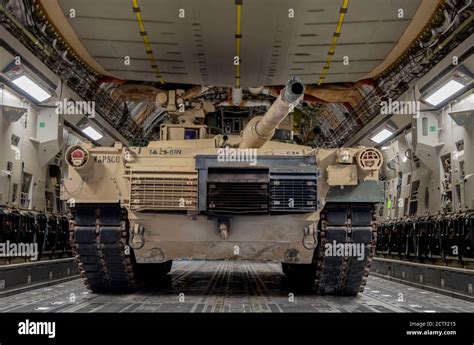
[239,77,305,149]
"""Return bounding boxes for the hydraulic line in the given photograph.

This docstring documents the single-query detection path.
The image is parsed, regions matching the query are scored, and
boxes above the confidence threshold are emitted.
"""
[131,0,165,84]
[318,0,350,85]
[235,0,242,89]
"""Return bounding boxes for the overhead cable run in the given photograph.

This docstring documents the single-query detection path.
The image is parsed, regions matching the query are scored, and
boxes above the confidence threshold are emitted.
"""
[318,0,350,85]
[235,0,242,88]
[131,0,165,84]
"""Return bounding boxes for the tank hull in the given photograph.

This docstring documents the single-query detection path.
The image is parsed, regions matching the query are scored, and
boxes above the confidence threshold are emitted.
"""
[129,213,315,263]
[63,123,383,294]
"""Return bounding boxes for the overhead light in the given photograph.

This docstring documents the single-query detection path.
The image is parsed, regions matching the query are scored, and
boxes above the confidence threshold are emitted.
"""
[11,75,52,102]
[81,126,103,140]
[424,79,466,106]
[370,128,394,144]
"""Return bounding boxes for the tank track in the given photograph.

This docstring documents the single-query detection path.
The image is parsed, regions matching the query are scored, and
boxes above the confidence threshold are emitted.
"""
[313,202,376,296]
[70,204,138,292]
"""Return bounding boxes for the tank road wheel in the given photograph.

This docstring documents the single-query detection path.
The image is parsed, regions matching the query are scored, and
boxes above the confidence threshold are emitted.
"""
[71,204,140,293]
[281,263,316,288]
[313,203,376,296]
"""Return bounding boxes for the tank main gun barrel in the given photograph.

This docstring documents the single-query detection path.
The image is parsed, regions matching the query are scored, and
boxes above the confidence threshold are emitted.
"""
[239,77,305,149]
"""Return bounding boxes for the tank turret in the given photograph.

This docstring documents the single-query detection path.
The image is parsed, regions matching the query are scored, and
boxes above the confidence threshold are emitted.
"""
[239,77,304,148]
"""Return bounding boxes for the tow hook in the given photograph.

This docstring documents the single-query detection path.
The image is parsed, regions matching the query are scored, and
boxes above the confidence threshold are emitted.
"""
[302,225,317,250]
[217,217,231,240]
[219,223,229,240]
[130,223,145,250]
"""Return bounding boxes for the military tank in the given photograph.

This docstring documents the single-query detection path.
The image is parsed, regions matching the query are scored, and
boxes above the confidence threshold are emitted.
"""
[62,78,384,295]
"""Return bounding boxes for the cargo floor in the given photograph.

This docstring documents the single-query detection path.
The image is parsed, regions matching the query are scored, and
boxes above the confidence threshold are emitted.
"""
[0,260,472,313]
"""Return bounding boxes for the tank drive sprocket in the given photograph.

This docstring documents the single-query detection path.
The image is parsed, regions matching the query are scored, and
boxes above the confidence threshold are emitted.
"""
[70,204,139,292]
[314,202,376,296]
[71,204,174,292]
[281,203,376,296]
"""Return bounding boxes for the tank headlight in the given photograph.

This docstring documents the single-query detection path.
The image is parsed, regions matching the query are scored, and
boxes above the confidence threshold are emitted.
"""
[338,149,352,163]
